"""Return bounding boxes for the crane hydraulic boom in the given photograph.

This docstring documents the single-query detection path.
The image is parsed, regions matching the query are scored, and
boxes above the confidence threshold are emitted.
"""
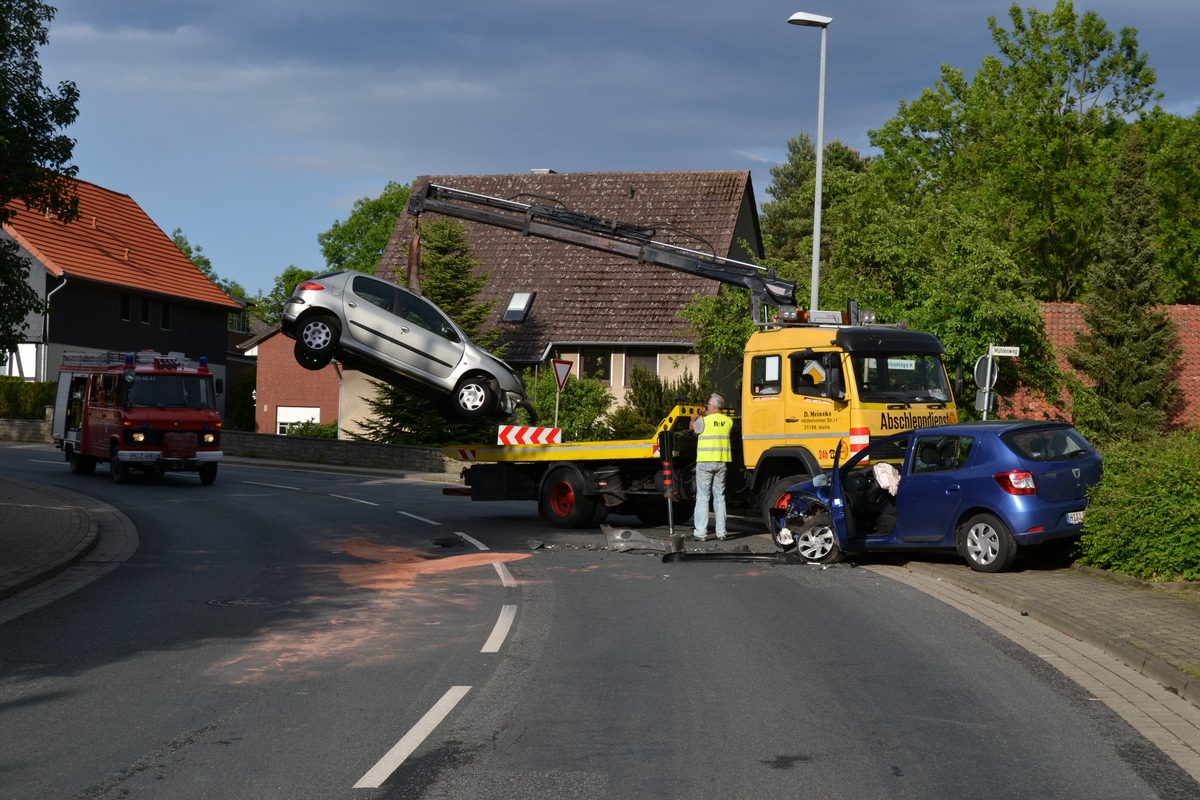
[406,182,798,315]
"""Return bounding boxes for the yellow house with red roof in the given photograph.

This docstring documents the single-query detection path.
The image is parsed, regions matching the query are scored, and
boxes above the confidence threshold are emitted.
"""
[3,178,242,412]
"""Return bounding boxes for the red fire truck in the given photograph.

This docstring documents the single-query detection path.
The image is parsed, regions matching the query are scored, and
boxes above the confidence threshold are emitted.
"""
[51,351,224,484]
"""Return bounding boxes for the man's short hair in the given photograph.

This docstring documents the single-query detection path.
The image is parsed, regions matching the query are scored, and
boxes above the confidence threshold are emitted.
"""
[708,393,725,410]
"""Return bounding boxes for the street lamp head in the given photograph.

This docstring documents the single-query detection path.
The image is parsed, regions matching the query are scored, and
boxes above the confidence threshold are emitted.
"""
[788,12,832,28]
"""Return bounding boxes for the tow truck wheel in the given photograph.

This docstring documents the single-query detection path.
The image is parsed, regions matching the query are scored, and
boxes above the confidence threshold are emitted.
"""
[452,376,497,420]
[69,449,96,476]
[198,463,218,485]
[760,474,808,532]
[540,467,597,529]
[296,314,339,368]
[794,513,842,564]
[110,446,130,484]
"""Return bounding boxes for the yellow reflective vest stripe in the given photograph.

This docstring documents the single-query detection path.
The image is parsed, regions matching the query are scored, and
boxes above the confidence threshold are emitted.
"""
[696,413,732,463]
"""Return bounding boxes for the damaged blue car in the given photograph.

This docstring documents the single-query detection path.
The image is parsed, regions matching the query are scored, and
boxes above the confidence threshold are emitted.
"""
[771,421,1103,573]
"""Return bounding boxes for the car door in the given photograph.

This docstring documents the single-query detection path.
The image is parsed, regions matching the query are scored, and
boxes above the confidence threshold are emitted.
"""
[392,290,467,383]
[893,433,976,543]
[345,275,403,359]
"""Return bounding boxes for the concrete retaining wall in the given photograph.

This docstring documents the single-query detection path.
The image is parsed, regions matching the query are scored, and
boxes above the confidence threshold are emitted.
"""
[0,418,51,443]
[0,414,450,474]
[220,431,451,473]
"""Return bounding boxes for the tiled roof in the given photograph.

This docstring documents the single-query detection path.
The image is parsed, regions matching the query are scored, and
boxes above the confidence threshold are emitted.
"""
[3,178,240,310]
[1006,302,1200,428]
[379,171,759,362]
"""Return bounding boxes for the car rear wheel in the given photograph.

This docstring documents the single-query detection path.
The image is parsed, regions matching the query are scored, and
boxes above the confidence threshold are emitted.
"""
[794,513,842,564]
[539,467,597,529]
[296,314,339,368]
[962,512,1018,573]
[452,376,497,420]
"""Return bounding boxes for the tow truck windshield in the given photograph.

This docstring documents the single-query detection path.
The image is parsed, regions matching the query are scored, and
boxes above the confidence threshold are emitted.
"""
[852,353,951,405]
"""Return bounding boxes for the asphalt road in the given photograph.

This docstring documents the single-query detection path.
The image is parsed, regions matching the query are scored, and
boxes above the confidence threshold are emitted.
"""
[1,447,1196,799]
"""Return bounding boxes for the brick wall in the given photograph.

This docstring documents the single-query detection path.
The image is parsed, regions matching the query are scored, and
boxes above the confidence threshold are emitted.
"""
[254,331,340,433]
[222,431,453,473]
[0,419,452,474]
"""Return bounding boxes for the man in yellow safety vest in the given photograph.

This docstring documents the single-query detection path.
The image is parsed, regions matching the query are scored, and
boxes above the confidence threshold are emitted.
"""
[690,393,732,541]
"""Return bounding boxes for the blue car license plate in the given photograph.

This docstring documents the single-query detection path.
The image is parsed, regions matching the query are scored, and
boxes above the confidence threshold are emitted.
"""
[1067,510,1085,524]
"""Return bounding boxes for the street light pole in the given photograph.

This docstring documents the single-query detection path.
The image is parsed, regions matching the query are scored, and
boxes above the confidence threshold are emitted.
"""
[788,12,832,313]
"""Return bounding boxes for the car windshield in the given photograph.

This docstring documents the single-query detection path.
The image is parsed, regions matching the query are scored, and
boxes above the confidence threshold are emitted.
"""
[1001,426,1094,462]
[851,353,951,404]
[123,374,217,409]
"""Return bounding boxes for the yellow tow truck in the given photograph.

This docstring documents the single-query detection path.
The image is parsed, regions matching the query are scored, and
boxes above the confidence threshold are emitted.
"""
[406,183,959,529]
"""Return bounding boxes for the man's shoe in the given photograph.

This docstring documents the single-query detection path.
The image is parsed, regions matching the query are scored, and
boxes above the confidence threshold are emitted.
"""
[716,534,727,541]
[693,534,709,542]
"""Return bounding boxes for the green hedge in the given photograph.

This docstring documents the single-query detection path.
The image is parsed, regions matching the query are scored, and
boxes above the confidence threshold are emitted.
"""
[1075,429,1200,581]
[0,378,55,419]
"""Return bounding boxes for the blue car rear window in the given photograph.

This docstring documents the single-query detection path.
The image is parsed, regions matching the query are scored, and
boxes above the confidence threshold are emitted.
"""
[1000,426,1093,462]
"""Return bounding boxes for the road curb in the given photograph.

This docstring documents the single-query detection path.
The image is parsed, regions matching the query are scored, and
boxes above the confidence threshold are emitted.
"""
[0,481,101,602]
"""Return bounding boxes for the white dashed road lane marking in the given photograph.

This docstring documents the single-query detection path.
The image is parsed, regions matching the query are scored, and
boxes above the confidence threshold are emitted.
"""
[353,686,472,789]
[398,510,441,526]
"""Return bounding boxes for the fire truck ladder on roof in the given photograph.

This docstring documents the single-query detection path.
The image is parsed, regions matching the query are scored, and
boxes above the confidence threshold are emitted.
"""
[406,182,799,316]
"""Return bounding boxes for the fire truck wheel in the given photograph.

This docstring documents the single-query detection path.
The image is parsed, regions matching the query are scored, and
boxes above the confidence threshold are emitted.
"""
[110,447,130,484]
[760,474,808,532]
[199,463,218,485]
[540,467,597,529]
[452,376,496,420]
[69,450,97,476]
[296,314,339,367]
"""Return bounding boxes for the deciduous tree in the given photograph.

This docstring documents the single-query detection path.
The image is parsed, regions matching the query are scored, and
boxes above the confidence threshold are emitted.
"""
[317,181,410,276]
[869,0,1158,302]
[1,0,78,356]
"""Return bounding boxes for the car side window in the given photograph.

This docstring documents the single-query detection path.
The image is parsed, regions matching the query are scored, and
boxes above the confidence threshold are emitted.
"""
[400,292,461,343]
[911,435,973,474]
[352,276,395,313]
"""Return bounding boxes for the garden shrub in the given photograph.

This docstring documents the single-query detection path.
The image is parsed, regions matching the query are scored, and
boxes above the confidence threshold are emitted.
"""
[0,377,55,419]
[1075,429,1200,581]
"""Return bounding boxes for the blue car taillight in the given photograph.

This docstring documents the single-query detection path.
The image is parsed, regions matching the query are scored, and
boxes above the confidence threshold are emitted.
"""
[994,470,1036,495]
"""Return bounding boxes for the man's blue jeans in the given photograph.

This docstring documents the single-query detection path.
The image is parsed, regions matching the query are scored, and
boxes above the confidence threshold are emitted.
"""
[694,461,728,539]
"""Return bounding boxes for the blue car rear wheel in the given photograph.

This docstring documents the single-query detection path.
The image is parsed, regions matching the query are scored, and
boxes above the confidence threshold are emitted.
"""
[962,512,1018,573]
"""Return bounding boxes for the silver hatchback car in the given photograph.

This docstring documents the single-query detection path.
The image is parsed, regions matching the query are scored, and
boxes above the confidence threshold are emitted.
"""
[281,270,535,421]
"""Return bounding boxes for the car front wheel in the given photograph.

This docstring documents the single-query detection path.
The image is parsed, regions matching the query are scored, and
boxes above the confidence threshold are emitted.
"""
[962,512,1018,573]
[794,513,842,564]
[761,474,808,532]
[452,376,497,420]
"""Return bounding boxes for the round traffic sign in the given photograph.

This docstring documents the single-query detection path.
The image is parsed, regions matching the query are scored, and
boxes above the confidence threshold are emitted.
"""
[974,355,997,390]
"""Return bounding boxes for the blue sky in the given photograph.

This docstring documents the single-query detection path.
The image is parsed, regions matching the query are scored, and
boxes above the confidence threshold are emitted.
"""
[36,1,1200,296]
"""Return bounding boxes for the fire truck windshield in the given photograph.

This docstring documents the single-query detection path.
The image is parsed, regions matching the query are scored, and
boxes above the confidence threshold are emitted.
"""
[123,374,217,409]
[851,353,951,404]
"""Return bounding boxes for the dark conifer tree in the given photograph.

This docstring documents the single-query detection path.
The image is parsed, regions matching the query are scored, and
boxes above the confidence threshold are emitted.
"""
[1067,127,1179,443]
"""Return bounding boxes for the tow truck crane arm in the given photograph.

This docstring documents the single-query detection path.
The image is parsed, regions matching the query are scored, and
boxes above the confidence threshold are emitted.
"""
[406,182,798,314]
